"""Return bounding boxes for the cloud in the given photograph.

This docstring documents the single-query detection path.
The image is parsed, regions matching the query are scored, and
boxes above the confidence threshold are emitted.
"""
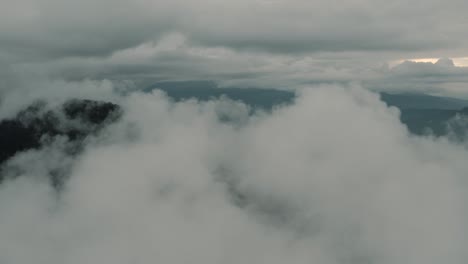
[2,0,468,63]
[0,78,119,120]
[2,0,468,98]
[6,38,468,103]
[7,34,369,91]
[2,1,468,262]
[367,59,468,97]
[0,85,467,263]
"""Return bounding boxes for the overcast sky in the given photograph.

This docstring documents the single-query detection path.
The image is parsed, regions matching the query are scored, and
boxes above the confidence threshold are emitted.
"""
[0,0,468,96]
[1,0,468,97]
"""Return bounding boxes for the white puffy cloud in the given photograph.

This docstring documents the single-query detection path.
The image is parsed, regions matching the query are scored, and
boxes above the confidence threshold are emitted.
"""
[0,85,468,263]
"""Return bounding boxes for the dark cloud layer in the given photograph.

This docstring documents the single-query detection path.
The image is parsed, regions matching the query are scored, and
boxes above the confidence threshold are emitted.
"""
[3,0,468,57]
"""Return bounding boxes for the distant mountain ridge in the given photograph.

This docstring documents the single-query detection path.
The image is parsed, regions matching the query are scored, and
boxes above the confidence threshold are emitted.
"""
[380,93,468,136]
[146,81,295,110]
[380,92,468,110]
[0,99,121,186]
[148,81,468,110]
[147,81,468,136]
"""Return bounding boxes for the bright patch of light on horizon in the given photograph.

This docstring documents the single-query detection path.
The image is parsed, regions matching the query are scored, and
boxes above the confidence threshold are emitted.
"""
[389,57,468,68]
[454,57,468,67]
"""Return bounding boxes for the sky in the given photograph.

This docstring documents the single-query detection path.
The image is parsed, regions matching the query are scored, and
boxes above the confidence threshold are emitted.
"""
[1,0,468,97]
[1,1,468,264]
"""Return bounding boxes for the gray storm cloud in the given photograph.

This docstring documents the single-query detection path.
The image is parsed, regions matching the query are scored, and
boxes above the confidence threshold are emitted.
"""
[0,84,467,264]
[2,0,468,97]
[1,0,467,59]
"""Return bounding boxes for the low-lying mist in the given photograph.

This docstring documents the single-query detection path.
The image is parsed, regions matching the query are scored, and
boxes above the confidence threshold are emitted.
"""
[0,84,467,264]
